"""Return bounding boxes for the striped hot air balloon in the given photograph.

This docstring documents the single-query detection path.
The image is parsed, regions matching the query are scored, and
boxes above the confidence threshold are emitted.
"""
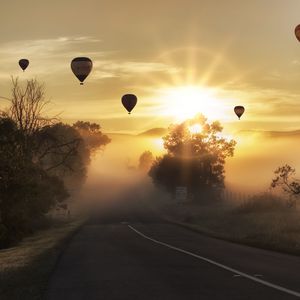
[71,57,93,85]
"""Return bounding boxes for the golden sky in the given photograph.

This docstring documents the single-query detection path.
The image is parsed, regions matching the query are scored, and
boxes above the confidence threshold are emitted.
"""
[1,0,300,133]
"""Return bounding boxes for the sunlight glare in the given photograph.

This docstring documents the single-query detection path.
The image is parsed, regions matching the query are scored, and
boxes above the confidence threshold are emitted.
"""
[153,138,164,151]
[159,85,222,122]
[188,124,202,134]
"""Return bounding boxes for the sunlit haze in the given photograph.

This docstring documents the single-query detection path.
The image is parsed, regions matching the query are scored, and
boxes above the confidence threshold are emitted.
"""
[0,0,300,192]
[2,2,300,299]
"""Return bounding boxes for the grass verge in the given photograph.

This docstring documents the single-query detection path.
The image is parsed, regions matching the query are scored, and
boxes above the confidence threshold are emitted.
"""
[163,202,300,256]
[0,218,85,300]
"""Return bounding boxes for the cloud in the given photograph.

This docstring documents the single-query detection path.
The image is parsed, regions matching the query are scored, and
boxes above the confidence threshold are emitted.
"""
[0,36,105,82]
[291,60,300,66]
[262,70,281,81]
[110,61,179,74]
[0,36,101,56]
[0,36,178,83]
[238,129,300,138]
[92,60,179,79]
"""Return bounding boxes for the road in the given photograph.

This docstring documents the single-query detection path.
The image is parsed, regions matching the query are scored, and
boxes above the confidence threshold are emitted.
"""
[45,201,300,300]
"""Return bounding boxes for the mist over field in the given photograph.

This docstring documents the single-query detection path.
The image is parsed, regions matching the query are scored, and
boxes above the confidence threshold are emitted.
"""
[226,131,300,193]
[73,133,165,207]
[74,129,300,207]
[2,1,300,299]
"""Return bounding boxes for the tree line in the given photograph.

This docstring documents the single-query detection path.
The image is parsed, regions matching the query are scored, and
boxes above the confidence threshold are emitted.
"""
[0,78,110,247]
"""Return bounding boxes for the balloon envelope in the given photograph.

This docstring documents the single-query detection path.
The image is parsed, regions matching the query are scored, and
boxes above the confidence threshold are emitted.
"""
[71,57,93,85]
[234,106,245,120]
[121,94,137,114]
[295,24,300,42]
[19,59,29,71]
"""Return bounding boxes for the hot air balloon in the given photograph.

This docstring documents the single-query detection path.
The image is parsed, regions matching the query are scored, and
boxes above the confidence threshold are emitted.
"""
[71,57,93,85]
[295,24,300,42]
[121,94,137,114]
[234,106,245,120]
[19,59,29,71]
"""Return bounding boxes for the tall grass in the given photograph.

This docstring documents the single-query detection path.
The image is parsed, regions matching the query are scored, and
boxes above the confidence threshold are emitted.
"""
[164,193,300,255]
[234,192,290,214]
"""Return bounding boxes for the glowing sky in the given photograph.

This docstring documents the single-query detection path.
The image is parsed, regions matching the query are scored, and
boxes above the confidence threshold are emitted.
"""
[1,0,300,133]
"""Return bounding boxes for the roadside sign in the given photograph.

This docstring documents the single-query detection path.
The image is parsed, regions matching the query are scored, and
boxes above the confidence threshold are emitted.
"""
[175,186,188,203]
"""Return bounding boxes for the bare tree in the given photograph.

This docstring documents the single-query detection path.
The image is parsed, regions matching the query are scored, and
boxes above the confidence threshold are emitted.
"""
[3,78,82,174]
[8,77,55,135]
[35,126,82,173]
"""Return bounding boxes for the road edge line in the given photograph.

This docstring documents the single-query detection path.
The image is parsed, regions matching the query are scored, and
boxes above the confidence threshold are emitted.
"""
[128,224,300,298]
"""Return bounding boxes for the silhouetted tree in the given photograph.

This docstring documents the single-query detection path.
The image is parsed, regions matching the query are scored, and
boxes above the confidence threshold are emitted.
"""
[73,121,111,153]
[271,164,300,207]
[35,123,86,174]
[2,79,88,182]
[73,121,100,133]
[0,79,111,247]
[35,123,93,191]
[3,79,111,183]
[149,114,236,202]
[0,118,68,246]
[139,151,154,172]
[8,77,56,135]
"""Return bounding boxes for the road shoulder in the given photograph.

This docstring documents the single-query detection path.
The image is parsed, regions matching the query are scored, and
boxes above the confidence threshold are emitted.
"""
[0,218,85,300]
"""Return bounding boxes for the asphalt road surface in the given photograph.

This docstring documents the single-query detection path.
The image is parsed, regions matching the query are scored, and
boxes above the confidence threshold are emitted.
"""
[45,201,300,300]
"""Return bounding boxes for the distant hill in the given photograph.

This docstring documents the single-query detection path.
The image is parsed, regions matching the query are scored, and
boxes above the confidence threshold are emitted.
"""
[239,130,300,138]
[104,128,167,138]
[138,128,167,137]
[106,132,135,137]
[106,129,300,139]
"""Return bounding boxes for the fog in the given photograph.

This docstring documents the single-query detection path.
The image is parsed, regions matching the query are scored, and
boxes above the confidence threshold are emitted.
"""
[226,132,300,193]
[72,134,169,212]
[73,131,300,209]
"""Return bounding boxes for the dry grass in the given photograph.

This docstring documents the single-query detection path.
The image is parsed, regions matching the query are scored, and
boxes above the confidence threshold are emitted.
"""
[163,198,300,255]
[0,218,84,300]
[234,193,290,214]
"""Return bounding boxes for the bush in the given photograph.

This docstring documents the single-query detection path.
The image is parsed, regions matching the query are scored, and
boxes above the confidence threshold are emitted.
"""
[0,164,68,247]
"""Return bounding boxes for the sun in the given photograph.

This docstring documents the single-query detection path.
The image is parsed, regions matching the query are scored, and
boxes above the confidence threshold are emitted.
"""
[158,85,223,122]
[188,123,202,134]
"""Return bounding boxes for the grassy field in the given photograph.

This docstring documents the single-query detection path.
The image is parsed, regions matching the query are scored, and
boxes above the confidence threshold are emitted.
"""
[163,197,300,256]
[0,218,84,300]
